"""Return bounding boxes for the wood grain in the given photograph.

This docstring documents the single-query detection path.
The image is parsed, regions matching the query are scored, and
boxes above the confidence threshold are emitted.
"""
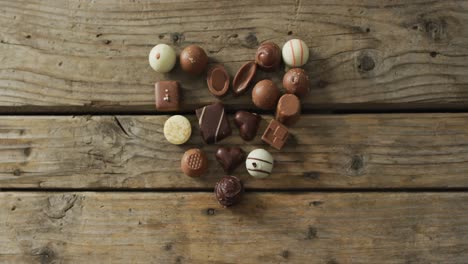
[0,113,467,189]
[0,0,467,113]
[1,192,467,263]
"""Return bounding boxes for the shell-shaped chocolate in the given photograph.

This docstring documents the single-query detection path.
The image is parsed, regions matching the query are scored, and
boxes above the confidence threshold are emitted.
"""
[232,61,257,96]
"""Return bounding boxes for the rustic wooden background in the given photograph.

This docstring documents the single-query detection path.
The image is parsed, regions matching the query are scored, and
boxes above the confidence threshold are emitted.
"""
[0,0,467,263]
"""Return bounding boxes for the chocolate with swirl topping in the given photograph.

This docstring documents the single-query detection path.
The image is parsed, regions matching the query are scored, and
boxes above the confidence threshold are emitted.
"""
[255,42,282,71]
[214,175,244,207]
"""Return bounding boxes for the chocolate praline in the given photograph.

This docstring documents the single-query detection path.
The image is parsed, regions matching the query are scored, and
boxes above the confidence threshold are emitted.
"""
[255,42,281,71]
[252,79,281,110]
[214,175,243,207]
[283,68,310,97]
[180,45,208,75]
[181,148,208,177]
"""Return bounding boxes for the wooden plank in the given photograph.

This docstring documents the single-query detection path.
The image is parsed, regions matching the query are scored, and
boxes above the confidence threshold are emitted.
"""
[1,192,467,263]
[0,113,467,189]
[0,0,467,113]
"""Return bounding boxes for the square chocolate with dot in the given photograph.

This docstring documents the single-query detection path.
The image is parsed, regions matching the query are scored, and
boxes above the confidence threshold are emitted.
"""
[155,81,180,111]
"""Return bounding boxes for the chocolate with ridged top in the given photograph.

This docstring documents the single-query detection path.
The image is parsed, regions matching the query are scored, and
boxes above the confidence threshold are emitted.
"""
[181,148,208,177]
[195,103,231,144]
[255,42,281,71]
[214,175,243,207]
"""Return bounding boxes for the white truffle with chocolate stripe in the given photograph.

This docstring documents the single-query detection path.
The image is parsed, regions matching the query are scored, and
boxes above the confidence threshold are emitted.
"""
[246,149,274,178]
[282,39,309,68]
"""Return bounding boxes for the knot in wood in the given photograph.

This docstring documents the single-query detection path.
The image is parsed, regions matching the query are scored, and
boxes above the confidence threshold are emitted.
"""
[358,55,375,72]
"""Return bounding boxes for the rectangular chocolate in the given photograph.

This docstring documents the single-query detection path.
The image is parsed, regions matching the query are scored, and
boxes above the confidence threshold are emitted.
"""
[195,103,231,144]
[261,119,289,150]
[155,81,180,111]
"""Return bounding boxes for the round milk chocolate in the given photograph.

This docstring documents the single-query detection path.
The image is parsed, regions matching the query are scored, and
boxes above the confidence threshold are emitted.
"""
[181,148,208,177]
[180,45,208,75]
[207,65,230,97]
[214,175,243,207]
[276,94,301,126]
[255,42,281,71]
[252,80,280,110]
[232,61,257,96]
[283,68,310,97]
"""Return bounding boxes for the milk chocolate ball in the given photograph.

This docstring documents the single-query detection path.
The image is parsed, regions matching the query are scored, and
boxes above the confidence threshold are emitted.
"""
[255,42,281,71]
[283,68,310,97]
[180,45,208,75]
[252,80,280,110]
[214,175,243,207]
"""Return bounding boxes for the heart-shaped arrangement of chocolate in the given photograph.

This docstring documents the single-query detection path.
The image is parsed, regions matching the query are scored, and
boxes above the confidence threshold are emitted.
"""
[215,147,246,173]
[234,111,261,141]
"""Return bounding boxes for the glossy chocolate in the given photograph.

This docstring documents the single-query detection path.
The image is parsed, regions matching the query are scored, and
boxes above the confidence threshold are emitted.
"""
[232,61,257,95]
[214,175,243,207]
[255,42,281,71]
[283,68,310,97]
[181,148,208,177]
[180,45,208,75]
[207,64,230,97]
[252,79,281,110]
[234,111,261,141]
[276,94,301,126]
[215,147,246,173]
[195,103,231,144]
[155,81,180,111]
[262,119,289,150]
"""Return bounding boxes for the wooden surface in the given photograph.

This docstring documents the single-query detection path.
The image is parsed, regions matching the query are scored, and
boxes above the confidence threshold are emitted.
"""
[1,192,468,264]
[1,0,468,263]
[0,0,468,113]
[0,113,467,189]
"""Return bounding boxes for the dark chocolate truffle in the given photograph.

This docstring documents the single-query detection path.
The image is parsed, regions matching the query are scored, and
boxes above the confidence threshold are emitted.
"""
[255,42,281,71]
[282,68,310,97]
[181,148,208,177]
[276,94,301,126]
[214,175,243,207]
[180,45,208,75]
[252,79,281,110]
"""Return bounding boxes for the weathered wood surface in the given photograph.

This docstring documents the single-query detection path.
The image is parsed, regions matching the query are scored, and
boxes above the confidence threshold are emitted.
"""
[0,0,468,113]
[0,113,467,189]
[1,192,467,263]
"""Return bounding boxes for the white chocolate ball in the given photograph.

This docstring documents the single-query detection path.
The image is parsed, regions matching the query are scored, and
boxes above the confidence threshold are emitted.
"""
[282,39,309,68]
[149,44,176,73]
[246,149,274,178]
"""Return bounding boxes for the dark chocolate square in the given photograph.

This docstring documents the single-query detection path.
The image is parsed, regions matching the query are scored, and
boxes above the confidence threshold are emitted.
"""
[261,119,289,150]
[195,103,231,144]
[155,81,180,111]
